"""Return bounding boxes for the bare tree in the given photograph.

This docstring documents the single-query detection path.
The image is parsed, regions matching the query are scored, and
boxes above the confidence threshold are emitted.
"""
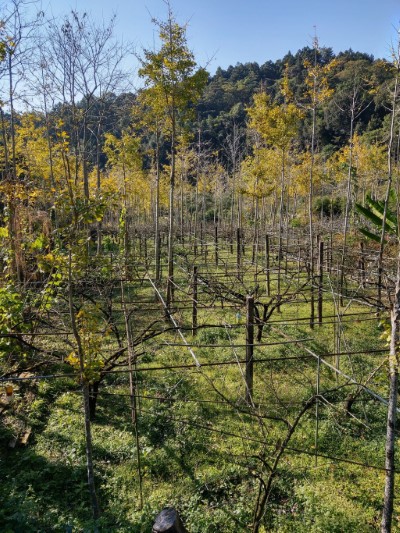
[43,10,131,204]
[0,0,43,279]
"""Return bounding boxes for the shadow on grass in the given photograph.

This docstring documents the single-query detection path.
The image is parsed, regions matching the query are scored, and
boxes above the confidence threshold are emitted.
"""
[0,446,149,532]
[0,448,90,531]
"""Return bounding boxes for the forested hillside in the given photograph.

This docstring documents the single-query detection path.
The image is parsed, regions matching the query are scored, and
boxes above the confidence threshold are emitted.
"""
[1,2,400,532]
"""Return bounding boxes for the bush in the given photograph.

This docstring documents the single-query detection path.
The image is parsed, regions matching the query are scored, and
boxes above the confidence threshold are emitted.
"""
[313,196,343,217]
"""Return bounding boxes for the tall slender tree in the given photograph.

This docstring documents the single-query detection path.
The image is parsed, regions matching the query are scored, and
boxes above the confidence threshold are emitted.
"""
[138,2,207,307]
[303,36,337,325]
[246,84,302,301]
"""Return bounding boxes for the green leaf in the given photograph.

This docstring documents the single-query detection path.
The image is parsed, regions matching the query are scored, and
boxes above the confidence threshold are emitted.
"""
[359,227,381,242]
[355,203,396,235]
[365,195,397,233]
[355,203,384,228]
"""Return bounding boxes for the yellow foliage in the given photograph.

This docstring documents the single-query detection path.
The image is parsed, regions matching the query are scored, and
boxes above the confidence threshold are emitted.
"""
[247,93,303,151]
[290,152,325,197]
[241,148,281,198]
[88,168,119,197]
[103,132,142,172]
[280,63,294,103]
[303,57,338,107]
[327,134,386,193]
[15,114,51,184]
[175,137,197,189]
[198,161,225,195]
[66,304,108,383]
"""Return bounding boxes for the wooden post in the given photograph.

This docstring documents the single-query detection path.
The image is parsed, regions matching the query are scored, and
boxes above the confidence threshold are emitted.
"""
[318,240,324,325]
[252,229,256,264]
[192,266,198,336]
[285,222,289,274]
[378,265,383,311]
[200,221,204,256]
[296,236,301,275]
[277,231,282,313]
[246,296,254,404]
[265,234,271,296]
[309,258,314,329]
[153,508,188,533]
[156,234,161,283]
[360,241,366,289]
[132,228,140,259]
[159,235,163,281]
[253,228,259,286]
[144,235,148,269]
[214,225,219,266]
[315,353,321,466]
[309,236,317,329]
[237,227,242,280]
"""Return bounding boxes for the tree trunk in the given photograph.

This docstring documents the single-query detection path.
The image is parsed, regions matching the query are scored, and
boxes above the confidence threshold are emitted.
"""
[82,381,100,520]
[68,255,100,521]
[381,261,400,532]
[89,381,100,421]
[166,106,175,309]
[340,97,355,306]
[155,130,161,282]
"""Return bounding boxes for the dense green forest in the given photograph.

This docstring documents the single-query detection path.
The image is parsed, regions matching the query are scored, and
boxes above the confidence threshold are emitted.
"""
[1,1,400,532]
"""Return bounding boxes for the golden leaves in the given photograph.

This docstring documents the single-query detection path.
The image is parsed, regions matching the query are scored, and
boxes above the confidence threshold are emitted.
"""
[247,93,303,150]
[303,57,338,106]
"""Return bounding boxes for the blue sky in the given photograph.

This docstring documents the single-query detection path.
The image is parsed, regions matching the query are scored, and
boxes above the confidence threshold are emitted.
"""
[42,0,399,78]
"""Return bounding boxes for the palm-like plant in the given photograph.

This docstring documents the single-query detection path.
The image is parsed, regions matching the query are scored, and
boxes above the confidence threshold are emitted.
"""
[355,192,398,242]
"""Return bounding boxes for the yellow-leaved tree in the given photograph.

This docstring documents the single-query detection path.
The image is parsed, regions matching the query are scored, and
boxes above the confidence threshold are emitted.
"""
[246,87,302,257]
[138,4,208,305]
[103,132,148,271]
[303,39,338,324]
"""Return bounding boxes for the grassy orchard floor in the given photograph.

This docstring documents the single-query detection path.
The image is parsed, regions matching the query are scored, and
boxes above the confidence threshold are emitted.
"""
[0,236,397,532]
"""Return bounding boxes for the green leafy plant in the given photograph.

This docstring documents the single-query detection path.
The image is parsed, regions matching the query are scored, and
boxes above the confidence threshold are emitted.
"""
[355,192,398,242]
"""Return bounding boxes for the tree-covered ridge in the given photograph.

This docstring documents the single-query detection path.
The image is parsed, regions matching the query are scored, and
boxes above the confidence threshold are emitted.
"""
[198,47,392,154]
